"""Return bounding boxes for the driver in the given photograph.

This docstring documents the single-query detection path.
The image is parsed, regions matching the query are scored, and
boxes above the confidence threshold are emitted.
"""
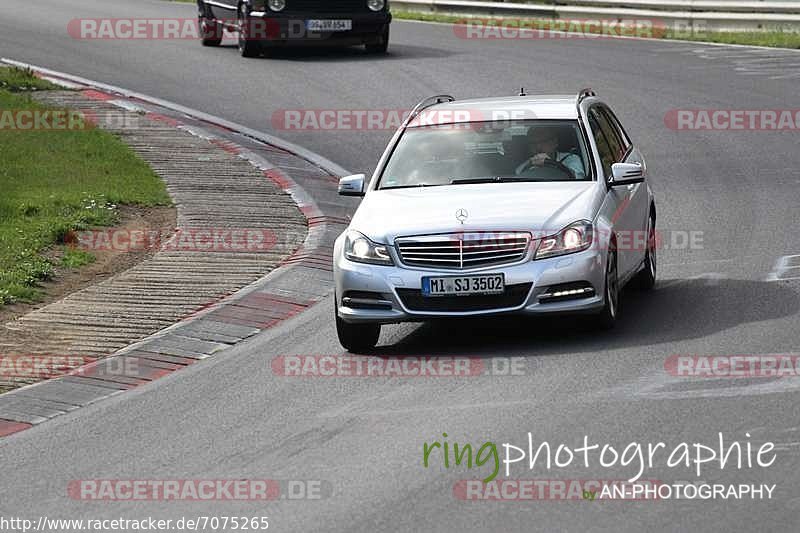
[515,126,585,179]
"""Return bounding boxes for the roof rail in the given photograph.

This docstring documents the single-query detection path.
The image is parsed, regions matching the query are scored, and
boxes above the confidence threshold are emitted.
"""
[577,87,597,104]
[403,94,455,127]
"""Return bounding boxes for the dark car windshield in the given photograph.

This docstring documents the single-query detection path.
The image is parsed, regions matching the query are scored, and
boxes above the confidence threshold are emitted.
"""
[378,119,592,189]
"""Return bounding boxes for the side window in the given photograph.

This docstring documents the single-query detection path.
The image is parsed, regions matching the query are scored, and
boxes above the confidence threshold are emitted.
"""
[600,106,631,152]
[590,107,624,162]
[588,114,614,178]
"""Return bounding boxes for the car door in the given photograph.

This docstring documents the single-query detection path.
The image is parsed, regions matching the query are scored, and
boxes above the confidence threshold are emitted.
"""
[588,106,648,278]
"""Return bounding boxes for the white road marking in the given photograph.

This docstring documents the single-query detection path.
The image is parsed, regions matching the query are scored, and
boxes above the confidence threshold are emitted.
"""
[319,399,538,418]
[657,46,800,80]
[661,258,735,267]
[767,255,800,281]
[602,370,800,401]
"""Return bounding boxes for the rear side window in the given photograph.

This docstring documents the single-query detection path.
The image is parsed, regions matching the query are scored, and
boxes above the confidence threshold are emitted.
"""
[600,106,632,150]
[590,107,625,162]
[588,114,614,178]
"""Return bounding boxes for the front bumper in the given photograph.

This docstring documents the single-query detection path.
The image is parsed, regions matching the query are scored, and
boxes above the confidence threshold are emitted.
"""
[334,246,606,325]
[248,12,390,44]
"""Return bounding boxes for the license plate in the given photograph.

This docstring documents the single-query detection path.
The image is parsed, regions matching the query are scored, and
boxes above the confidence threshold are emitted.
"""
[422,274,505,297]
[306,19,352,31]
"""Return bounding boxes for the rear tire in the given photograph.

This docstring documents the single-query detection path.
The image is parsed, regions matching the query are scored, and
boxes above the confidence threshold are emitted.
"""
[198,17,222,46]
[597,246,619,330]
[335,299,381,353]
[365,27,389,54]
[198,3,222,46]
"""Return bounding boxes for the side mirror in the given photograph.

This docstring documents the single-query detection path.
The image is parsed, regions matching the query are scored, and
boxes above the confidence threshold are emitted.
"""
[338,174,366,196]
[609,163,644,186]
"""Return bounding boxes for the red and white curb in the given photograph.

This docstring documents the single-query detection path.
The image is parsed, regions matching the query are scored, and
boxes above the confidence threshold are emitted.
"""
[0,59,351,438]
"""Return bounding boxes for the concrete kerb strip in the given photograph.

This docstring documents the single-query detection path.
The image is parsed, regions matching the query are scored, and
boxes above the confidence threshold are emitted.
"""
[0,60,350,438]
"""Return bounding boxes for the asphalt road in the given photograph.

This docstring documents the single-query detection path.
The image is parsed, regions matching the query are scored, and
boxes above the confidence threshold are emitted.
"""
[2,1,800,531]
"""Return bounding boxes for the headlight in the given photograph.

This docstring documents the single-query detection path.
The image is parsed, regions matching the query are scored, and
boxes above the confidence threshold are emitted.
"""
[268,0,285,11]
[367,0,385,11]
[533,221,593,260]
[344,231,394,265]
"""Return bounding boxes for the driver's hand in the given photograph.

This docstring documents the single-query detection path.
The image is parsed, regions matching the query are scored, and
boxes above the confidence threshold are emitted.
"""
[530,153,550,165]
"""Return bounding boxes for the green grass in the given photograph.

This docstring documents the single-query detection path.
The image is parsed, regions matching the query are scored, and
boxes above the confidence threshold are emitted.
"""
[61,248,96,268]
[0,66,60,92]
[0,67,171,306]
[393,11,800,49]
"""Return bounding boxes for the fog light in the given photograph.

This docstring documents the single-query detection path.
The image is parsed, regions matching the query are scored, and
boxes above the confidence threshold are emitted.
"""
[268,0,286,11]
[538,282,595,303]
[367,0,385,11]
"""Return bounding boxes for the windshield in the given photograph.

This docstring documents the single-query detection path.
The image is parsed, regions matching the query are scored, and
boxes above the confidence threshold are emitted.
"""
[378,119,591,189]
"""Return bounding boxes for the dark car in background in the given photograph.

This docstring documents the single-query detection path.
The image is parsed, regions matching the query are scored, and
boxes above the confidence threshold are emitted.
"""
[197,0,391,57]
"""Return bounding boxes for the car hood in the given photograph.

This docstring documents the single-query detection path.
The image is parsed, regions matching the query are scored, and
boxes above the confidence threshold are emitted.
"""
[350,181,602,242]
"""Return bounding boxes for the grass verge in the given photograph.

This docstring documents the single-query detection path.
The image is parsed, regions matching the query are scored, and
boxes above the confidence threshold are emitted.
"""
[165,0,800,49]
[393,11,800,49]
[0,67,171,306]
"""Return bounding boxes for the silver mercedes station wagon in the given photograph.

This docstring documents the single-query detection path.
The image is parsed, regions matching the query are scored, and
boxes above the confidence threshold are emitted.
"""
[333,89,656,352]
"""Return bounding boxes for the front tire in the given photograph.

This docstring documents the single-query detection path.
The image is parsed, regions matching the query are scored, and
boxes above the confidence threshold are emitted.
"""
[238,4,261,58]
[335,300,380,353]
[635,213,657,290]
[365,27,389,54]
[597,246,619,329]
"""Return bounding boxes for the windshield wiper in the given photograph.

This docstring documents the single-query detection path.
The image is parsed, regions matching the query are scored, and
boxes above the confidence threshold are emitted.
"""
[450,176,506,184]
[450,176,545,184]
[380,183,443,190]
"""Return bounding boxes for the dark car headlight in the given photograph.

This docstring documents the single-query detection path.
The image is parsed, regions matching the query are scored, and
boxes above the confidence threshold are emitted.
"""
[367,0,385,11]
[344,231,394,265]
[268,0,286,12]
[533,221,593,260]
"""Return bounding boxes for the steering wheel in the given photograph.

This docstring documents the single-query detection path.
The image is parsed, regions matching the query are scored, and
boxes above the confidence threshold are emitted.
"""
[517,157,576,179]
